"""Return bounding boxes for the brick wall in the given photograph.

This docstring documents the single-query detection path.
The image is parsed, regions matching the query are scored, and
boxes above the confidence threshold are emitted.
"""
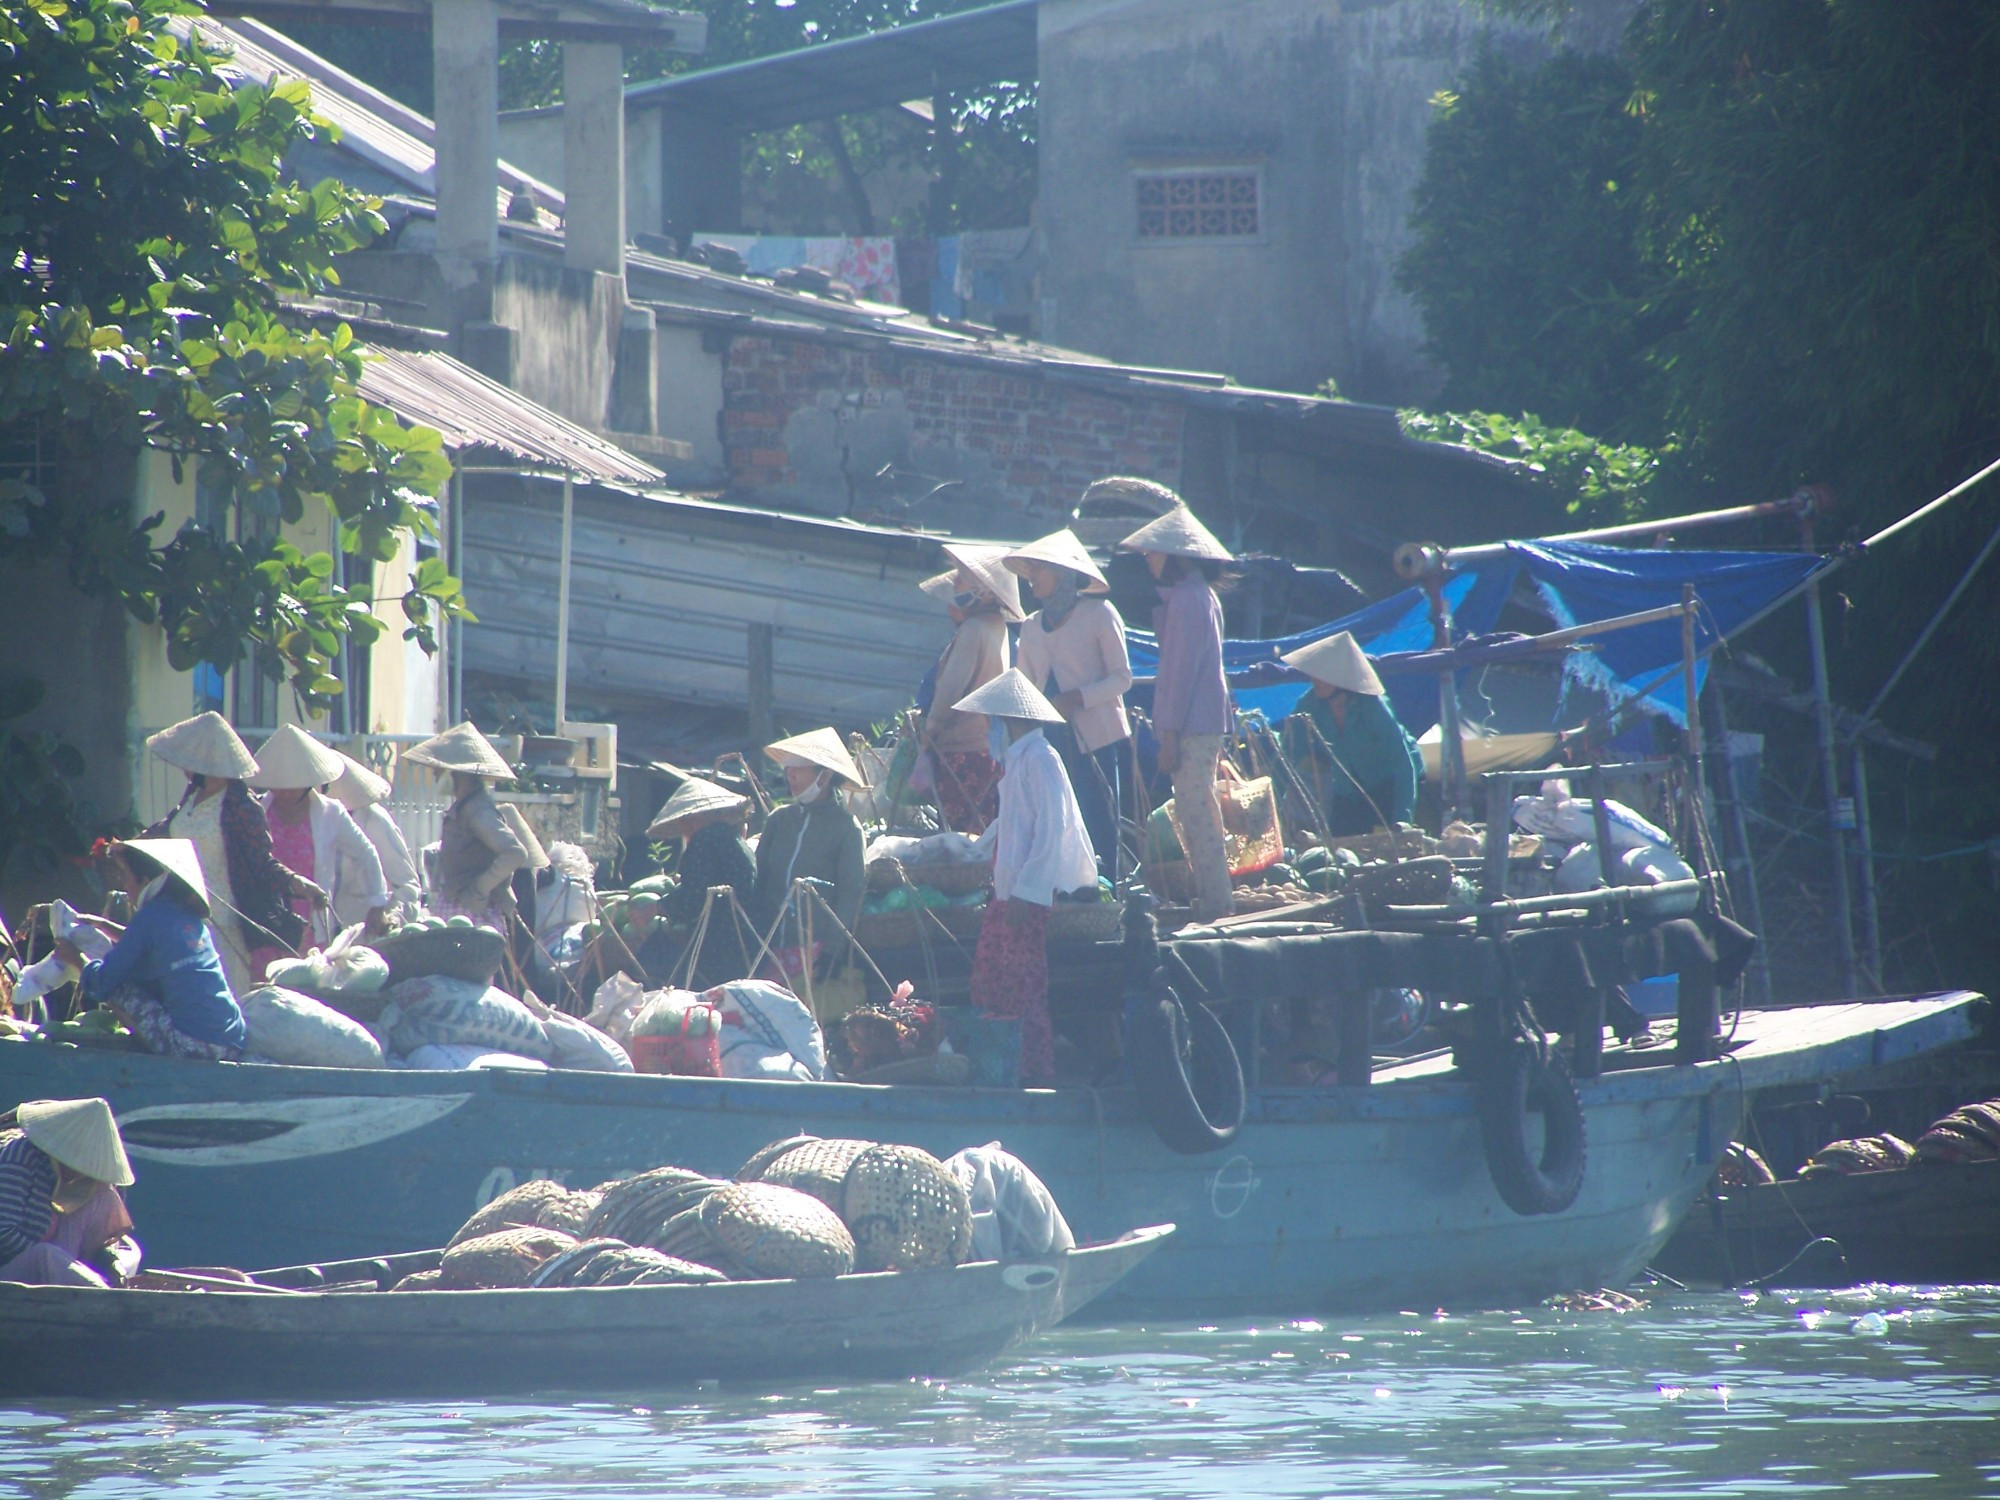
[719,334,1185,523]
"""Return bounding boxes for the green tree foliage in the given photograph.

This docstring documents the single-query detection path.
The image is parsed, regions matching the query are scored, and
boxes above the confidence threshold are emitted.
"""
[0,0,469,873]
[1398,410,1669,527]
[1397,50,1663,443]
[1402,0,2000,994]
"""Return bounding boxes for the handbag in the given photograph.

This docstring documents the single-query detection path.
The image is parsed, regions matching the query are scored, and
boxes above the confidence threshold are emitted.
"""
[909,747,938,798]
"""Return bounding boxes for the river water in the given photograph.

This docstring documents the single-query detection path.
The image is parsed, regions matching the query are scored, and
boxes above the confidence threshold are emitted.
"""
[4,1286,1997,1498]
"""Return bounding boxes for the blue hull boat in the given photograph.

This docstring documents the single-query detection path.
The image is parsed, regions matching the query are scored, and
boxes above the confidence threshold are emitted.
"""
[0,994,1978,1315]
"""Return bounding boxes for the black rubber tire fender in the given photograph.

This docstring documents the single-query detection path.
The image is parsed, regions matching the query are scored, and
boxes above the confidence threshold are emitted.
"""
[1477,1039,1587,1216]
[1130,991,1246,1155]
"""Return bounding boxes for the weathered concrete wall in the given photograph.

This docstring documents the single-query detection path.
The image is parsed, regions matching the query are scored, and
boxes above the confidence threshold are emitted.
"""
[489,256,623,431]
[717,334,1184,530]
[1037,0,1617,405]
[498,106,666,241]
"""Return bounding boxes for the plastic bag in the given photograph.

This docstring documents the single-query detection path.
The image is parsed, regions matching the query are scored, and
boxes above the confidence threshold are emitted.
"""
[586,972,648,1042]
[627,997,721,1076]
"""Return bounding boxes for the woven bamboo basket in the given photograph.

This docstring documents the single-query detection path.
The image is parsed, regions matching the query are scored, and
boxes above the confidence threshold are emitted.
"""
[536,1188,603,1237]
[735,1133,820,1183]
[449,1179,571,1248]
[646,1206,737,1271]
[586,1168,722,1245]
[853,901,986,950]
[756,1137,875,1211]
[699,1183,855,1279]
[841,1143,972,1273]
[1045,898,1124,944]
[852,1052,973,1086]
[389,1268,443,1292]
[438,1227,576,1289]
[1350,855,1456,906]
[372,923,508,986]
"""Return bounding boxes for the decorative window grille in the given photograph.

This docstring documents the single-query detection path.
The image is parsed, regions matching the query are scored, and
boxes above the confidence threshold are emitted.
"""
[1135,170,1261,240]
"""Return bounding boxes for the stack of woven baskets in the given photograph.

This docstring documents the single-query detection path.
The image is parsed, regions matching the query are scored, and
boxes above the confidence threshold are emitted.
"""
[396,1135,972,1290]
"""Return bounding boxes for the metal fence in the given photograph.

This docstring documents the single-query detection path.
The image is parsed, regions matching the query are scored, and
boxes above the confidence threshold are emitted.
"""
[133,729,451,856]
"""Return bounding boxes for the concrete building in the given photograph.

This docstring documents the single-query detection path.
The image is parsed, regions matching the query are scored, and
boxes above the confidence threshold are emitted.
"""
[497,0,1635,403]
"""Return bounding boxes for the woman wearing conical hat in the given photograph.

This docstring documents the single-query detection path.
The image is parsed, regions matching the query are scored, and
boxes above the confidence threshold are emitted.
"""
[749,728,868,973]
[144,713,326,998]
[1121,502,1237,922]
[52,840,244,1061]
[646,775,757,987]
[328,750,422,921]
[916,542,1025,834]
[1280,632,1424,836]
[953,669,1098,1086]
[251,725,393,943]
[1003,527,1133,879]
[0,1098,139,1287]
[403,721,539,934]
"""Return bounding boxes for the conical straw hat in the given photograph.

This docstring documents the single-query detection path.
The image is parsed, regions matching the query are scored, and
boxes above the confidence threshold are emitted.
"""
[648,775,748,838]
[19,1097,135,1187]
[1001,529,1110,594]
[940,542,1028,623]
[248,724,348,790]
[764,727,867,788]
[1119,505,1233,562]
[328,750,393,809]
[145,712,258,781]
[403,721,514,779]
[115,837,211,916]
[1280,631,1386,696]
[919,570,958,603]
[495,801,550,871]
[952,667,1064,724]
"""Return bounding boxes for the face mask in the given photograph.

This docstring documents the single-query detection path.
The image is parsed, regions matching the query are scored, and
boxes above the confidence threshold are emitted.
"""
[953,590,982,611]
[988,720,1011,761]
[795,772,829,805]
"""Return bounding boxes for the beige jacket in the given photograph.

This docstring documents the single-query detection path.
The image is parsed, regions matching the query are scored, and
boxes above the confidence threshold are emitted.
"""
[434,787,530,905]
[1016,597,1133,753]
[925,610,1011,753]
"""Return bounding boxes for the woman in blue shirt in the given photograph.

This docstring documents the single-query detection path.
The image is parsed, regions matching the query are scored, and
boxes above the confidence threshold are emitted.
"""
[53,839,246,1061]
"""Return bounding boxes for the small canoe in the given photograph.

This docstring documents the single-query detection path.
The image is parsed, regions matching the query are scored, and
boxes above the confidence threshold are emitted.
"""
[0,1225,1172,1399]
[1656,1158,2000,1287]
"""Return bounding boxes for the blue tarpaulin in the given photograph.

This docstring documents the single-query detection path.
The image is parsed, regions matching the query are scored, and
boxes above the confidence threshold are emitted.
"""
[1127,539,1828,733]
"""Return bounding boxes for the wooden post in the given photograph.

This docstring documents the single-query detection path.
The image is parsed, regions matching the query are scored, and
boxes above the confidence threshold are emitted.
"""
[1707,681,1772,1007]
[746,623,775,752]
[1851,742,1883,992]
[554,473,575,732]
[1804,564,1859,995]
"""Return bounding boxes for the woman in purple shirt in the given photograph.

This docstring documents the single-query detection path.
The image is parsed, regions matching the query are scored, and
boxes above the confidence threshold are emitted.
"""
[1121,505,1237,921]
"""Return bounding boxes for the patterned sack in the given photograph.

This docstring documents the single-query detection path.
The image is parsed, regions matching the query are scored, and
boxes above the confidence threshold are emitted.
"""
[386,975,553,1062]
[706,980,828,1082]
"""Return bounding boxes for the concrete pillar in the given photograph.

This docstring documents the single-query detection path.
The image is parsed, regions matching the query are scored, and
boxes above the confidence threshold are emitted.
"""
[432,0,500,284]
[563,41,627,277]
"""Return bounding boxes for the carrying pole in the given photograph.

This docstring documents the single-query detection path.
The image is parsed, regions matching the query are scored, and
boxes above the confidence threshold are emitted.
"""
[1680,586,1706,868]
[1801,514,1859,996]
[554,472,575,732]
[1851,741,1883,991]
[1422,574,1467,820]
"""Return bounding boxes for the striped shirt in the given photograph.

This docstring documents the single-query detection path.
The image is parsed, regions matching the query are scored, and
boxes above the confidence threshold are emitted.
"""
[0,1130,56,1263]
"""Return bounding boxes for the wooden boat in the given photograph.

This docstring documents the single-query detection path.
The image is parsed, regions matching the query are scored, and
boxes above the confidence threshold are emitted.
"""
[0,1225,1172,1399]
[0,993,1979,1317]
[1653,1158,2000,1287]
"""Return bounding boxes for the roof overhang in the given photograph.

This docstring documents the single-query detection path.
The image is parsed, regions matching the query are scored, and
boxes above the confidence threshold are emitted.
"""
[356,348,663,485]
[618,0,1035,132]
[207,0,707,48]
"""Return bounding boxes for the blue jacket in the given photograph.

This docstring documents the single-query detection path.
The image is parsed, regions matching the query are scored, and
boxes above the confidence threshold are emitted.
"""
[80,895,246,1050]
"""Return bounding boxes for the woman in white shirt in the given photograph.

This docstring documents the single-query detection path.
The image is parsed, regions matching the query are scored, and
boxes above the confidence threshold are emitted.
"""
[328,749,422,921]
[953,669,1099,1087]
[1004,528,1133,880]
[252,725,392,943]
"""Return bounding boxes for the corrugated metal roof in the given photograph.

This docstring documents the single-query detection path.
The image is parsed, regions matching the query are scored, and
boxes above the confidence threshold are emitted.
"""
[620,0,1038,132]
[357,349,663,485]
[460,476,961,726]
[197,19,564,221]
